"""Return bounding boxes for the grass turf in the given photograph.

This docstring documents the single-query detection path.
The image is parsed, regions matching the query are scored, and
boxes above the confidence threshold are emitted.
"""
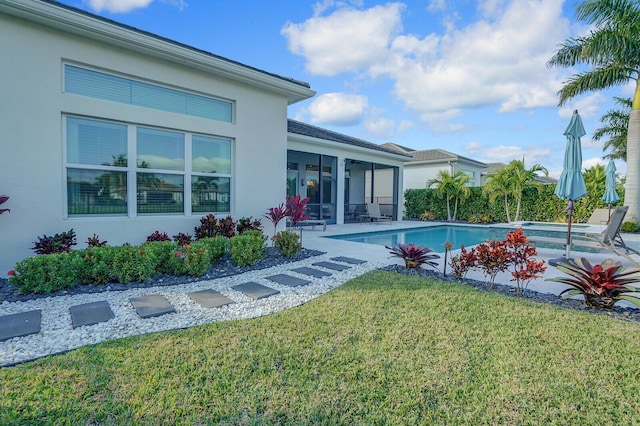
[2,270,640,424]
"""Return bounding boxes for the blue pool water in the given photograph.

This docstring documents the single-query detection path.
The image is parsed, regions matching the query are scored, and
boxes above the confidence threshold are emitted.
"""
[328,225,509,250]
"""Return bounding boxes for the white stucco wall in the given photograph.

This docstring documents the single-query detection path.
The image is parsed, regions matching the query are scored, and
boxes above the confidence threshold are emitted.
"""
[0,9,306,274]
[404,162,485,190]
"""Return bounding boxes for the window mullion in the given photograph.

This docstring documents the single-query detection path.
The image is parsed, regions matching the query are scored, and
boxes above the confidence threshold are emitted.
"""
[185,133,192,216]
[128,124,137,218]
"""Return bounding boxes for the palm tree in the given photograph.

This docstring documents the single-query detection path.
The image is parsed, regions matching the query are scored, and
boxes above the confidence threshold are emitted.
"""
[593,97,631,161]
[427,170,470,222]
[547,0,640,223]
[483,159,547,222]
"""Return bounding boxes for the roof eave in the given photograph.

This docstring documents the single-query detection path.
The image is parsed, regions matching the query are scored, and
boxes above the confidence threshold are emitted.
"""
[1,0,315,104]
[288,133,412,162]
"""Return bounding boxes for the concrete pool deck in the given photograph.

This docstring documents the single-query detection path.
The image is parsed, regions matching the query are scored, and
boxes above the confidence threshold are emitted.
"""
[301,220,640,297]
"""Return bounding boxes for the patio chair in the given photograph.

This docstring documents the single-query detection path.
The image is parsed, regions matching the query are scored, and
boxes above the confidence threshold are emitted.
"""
[586,208,611,225]
[363,202,392,224]
[529,206,639,264]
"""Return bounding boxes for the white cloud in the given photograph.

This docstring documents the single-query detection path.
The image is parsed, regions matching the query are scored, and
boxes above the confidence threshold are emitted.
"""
[558,93,606,120]
[465,142,551,166]
[365,117,395,139]
[284,0,572,130]
[582,156,606,171]
[308,93,368,125]
[84,0,186,13]
[281,3,404,76]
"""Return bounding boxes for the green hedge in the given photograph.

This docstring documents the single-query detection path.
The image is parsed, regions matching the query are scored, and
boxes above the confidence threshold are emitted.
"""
[404,185,625,223]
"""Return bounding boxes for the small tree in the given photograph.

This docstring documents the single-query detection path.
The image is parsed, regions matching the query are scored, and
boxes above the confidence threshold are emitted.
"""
[427,170,470,222]
[285,194,310,229]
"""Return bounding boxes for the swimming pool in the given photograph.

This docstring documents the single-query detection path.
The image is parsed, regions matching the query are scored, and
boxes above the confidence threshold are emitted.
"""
[328,225,509,250]
[328,224,598,253]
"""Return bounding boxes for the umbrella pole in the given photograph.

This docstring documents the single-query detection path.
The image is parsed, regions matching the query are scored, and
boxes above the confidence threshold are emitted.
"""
[608,204,612,223]
[565,200,574,259]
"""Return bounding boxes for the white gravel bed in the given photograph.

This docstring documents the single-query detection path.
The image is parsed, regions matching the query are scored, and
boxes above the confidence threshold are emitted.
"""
[0,255,384,367]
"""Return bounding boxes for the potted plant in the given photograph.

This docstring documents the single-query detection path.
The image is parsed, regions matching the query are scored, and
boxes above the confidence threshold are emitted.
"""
[386,243,440,269]
[546,257,640,309]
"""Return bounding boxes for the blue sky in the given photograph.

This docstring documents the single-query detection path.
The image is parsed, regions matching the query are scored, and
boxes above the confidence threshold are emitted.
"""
[56,0,634,178]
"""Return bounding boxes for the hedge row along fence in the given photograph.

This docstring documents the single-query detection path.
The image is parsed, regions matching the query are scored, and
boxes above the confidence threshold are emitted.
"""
[404,185,625,223]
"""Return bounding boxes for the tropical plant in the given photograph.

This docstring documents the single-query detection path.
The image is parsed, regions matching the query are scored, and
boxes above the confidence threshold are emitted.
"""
[194,214,218,239]
[0,195,9,215]
[419,211,435,221]
[546,257,640,309]
[237,216,263,234]
[216,215,237,238]
[285,194,310,229]
[86,233,107,247]
[449,245,477,279]
[593,96,631,161]
[386,243,440,269]
[172,232,193,247]
[264,203,287,238]
[272,230,302,258]
[32,229,77,255]
[547,0,640,223]
[473,240,510,288]
[146,231,171,242]
[582,164,607,198]
[426,170,470,222]
[505,229,547,295]
[622,221,639,233]
[483,159,547,222]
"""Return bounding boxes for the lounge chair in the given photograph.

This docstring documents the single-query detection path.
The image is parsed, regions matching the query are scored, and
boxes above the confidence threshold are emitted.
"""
[587,208,611,225]
[363,203,392,224]
[529,206,639,262]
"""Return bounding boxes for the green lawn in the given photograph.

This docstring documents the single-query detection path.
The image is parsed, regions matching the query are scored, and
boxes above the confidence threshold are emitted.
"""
[2,270,640,424]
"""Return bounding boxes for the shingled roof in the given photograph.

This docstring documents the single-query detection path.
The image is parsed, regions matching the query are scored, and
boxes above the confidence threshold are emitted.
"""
[288,120,412,157]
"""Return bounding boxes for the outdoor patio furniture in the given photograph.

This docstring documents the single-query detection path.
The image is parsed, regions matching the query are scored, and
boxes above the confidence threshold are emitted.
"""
[297,219,326,231]
[529,206,639,264]
[362,203,392,224]
[586,208,611,225]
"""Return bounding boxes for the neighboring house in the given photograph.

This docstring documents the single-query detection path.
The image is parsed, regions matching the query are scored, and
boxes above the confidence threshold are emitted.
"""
[482,163,558,185]
[382,144,487,188]
[0,0,408,274]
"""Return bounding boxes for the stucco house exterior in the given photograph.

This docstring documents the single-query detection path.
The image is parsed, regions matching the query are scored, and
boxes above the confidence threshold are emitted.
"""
[0,0,408,274]
[381,143,487,189]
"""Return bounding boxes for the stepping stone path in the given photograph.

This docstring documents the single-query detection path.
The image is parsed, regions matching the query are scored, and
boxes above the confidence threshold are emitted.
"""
[0,310,41,342]
[0,257,368,348]
[232,282,280,300]
[312,261,352,271]
[130,294,176,319]
[331,256,367,265]
[69,301,115,328]
[290,267,332,278]
[187,289,235,309]
[266,274,311,287]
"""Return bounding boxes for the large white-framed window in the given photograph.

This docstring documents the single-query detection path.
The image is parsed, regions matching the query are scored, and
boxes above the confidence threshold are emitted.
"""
[65,116,232,217]
[64,64,234,123]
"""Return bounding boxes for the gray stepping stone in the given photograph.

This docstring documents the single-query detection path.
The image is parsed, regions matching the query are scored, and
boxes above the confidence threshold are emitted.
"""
[331,256,367,265]
[130,294,176,319]
[0,310,41,342]
[291,267,332,278]
[187,289,235,308]
[69,301,114,328]
[312,261,352,271]
[232,282,280,300]
[266,273,311,287]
